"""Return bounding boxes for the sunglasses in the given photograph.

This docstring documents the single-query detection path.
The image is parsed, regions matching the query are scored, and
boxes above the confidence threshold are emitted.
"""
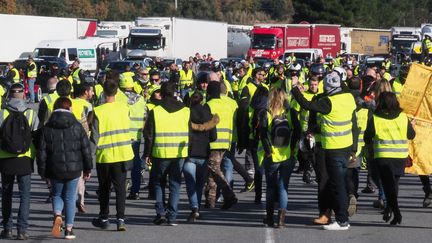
[151,78,160,82]
[140,73,149,75]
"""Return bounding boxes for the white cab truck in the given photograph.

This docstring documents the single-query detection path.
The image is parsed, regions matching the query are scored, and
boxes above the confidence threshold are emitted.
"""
[128,17,228,60]
[0,14,97,64]
[33,37,121,73]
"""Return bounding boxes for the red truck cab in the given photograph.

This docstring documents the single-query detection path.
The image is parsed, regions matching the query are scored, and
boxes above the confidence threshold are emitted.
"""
[248,26,284,59]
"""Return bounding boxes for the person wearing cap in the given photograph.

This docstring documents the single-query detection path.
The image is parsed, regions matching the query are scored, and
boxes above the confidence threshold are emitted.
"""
[26,56,37,103]
[118,73,147,201]
[0,83,39,240]
[292,71,358,230]
[6,62,20,84]
[183,74,208,106]
[143,82,190,226]
[203,79,238,209]
[70,60,85,91]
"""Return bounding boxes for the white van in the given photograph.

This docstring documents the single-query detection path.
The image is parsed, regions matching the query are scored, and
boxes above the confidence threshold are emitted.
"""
[33,37,120,73]
[284,48,324,62]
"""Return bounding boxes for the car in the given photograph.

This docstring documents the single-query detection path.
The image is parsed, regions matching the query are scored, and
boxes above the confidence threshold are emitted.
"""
[220,57,243,68]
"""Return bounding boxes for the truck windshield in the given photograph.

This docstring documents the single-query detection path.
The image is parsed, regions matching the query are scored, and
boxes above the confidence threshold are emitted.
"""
[129,36,161,50]
[34,48,60,57]
[392,39,416,53]
[251,34,276,49]
[291,53,312,61]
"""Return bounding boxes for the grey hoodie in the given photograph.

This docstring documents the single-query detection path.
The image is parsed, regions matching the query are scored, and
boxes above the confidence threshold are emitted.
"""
[4,98,39,131]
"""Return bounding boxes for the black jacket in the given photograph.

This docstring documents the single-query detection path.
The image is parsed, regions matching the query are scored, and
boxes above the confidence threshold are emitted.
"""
[37,110,93,180]
[189,103,217,158]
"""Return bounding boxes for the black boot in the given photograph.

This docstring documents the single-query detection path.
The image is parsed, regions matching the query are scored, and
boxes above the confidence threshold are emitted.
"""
[277,209,286,228]
[390,208,402,225]
[263,209,274,227]
[382,207,392,222]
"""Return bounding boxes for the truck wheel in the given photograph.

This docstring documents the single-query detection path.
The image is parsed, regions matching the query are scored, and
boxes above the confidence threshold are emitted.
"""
[35,87,42,102]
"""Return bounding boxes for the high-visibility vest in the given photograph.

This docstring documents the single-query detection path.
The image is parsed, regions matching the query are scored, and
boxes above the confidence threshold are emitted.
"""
[245,82,269,103]
[355,108,369,156]
[392,77,404,96]
[152,105,190,158]
[73,98,92,119]
[179,69,193,89]
[11,68,20,83]
[71,68,82,84]
[238,74,251,93]
[373,112,408,159]
[320,93,356,149]
[45,92,60,122]
[128,95,146,141]
[353,65,360,76]
[146,102,157,111]
[95,84,103,99]
[257,110,293,166]
[207,97,236,150]
[383,72,391,81]
[221,95,238,142]
[94,101,133,163]
[383,61,391,72]
[27,61,37,78]
[299,91,317,132]
[0,109,35,159]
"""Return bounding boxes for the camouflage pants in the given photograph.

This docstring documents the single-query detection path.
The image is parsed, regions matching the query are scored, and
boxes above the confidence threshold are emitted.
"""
[205,150,236,206]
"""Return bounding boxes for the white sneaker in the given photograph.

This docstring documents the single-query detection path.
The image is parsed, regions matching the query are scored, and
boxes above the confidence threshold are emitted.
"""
[323,221,350,230]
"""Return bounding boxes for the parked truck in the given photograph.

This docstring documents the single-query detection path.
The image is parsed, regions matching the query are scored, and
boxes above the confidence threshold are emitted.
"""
[0,14,97,64]
[248,23,340,60]
[340,28,391,55]
[127,17,227,60]
[390,27,421,56]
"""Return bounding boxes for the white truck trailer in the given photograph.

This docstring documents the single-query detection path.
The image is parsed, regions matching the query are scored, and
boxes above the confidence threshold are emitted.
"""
[128,17,228,60]
[0,14,97,64]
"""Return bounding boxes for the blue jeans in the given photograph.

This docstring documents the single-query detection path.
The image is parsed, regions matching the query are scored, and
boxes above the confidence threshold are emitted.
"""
[154,158,184,221]
[222,155,234,187]
[1,173,31,232]
[326,152,350,223]
[51,177,79,227]
[131,141,144,194]
[28,78,36,102]
[264,158,296,211]
[183,158,207,210]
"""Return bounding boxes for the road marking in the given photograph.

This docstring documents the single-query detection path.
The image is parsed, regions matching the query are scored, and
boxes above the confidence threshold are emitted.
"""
[265,227,275,243]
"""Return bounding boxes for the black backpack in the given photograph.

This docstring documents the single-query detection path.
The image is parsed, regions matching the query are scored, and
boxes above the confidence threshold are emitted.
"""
[0,110,32,154]
[270,112,292,148]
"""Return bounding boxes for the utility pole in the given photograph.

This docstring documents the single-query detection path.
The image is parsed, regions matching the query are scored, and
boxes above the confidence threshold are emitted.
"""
[175,0,177,10]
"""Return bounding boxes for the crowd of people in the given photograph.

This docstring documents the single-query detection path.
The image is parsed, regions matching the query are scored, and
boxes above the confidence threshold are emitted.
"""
[0,51,425,240]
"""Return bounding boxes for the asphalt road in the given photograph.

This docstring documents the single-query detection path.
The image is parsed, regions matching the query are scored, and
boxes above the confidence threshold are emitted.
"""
[1,160,431,243]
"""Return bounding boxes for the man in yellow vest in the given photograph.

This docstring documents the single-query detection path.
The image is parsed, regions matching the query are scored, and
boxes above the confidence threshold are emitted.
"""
[204,80,238,209]
[292,71,358,230]
[118,76,147,201]
[392,64,409,96]
[143,82,190,226]
[238,67,269,204]
[0,83,39,240]
[26,56,37,103]
[70,60,85,91]
[179,61,195,99]
[90,80,133,231]
[38,77,59,125]
[6,62,20,84]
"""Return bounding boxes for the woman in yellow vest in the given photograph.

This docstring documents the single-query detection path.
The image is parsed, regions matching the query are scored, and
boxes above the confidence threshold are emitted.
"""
[364,92,415,225]
[257,88,300,228]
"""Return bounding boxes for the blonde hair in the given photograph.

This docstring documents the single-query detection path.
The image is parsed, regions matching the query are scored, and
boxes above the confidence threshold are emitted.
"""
[374,79,392,101]
[268,88,287,118]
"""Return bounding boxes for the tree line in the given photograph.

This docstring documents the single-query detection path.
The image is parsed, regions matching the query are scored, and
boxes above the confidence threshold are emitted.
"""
[1,0,432,28]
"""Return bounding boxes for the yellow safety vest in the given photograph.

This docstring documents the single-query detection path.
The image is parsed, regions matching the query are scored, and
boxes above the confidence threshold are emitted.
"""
[257,110,293,165]
[355,108,369,156]
[179,69,193,89]
[383,72,391,81]
[373,112,408,159]
[392,78,404,97]
[353,65,360,76]
[238,74,251,94]
[45,92,60,122]
[95,84,103,99]
[320,93,356,149]
[11,68,20,83]
[207,97,236,150]
[94,101,134,163]
[128,96,146,141]
[73,98,92,119]
[245,82,269,103]
[0,109,36,159]
[27,61,37,78]
[221,95,238,142]
[71,68,82,84]
[383,61,391,72]
[299,91,317,132]
[152,106,190,158]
